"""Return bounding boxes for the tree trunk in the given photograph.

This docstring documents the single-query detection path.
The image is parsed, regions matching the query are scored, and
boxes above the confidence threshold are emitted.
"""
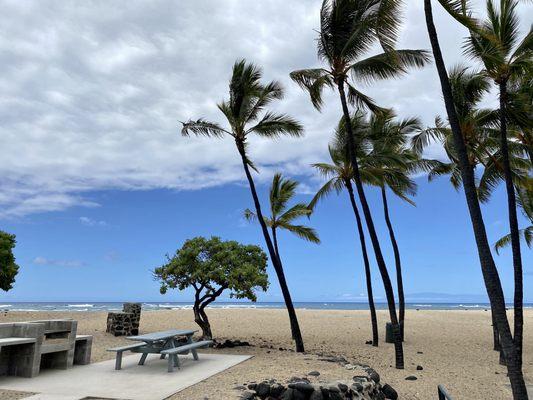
[424,1,528,397]
[193,303,213,339]
[272,227,295,341]
[492,310,501,351]
[235,139,305,352]
[499,80,523,369]
[345,178,379,346]
[336,81,404,369]
[381,186,405,340]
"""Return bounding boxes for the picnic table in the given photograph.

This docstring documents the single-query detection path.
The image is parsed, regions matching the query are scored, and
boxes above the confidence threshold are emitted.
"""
[108,329,213,372]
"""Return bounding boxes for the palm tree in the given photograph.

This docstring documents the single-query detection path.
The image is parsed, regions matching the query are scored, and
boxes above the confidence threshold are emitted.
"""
[437,0,531,370]
[290,0,430,369]
[411,66,530,352]
[181,60,306,352]
[362,110,426,340]
[423,0,528,397]
[244,173,320,266]
[308,112,379,346]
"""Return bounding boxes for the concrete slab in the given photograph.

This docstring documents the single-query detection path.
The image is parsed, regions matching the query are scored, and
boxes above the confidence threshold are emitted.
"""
[0,353,252,400]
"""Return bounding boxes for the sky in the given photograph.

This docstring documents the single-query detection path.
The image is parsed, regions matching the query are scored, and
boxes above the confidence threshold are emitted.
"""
[0,0,531,303]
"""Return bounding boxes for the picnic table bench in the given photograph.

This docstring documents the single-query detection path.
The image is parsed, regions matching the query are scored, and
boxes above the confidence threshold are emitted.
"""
[107,329,213,372]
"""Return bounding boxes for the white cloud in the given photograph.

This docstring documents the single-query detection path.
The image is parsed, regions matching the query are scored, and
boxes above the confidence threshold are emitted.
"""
[0,0,530,219]
[79,216,107,227]
[32,256,86,267]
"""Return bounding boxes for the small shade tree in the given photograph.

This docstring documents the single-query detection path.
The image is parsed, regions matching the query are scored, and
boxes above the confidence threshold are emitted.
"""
[154,236,269,339]
[0,231,19,292]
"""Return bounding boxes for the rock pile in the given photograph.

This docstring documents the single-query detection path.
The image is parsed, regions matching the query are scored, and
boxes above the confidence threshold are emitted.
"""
[242,368,397,400]
[214,339,252,349]
[106,302,142,336]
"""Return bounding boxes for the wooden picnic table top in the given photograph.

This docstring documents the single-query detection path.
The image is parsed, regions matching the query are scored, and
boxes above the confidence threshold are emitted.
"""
[126,329,197,343]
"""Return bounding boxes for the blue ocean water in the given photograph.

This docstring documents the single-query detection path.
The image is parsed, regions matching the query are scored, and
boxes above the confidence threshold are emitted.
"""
[0,302,530,312]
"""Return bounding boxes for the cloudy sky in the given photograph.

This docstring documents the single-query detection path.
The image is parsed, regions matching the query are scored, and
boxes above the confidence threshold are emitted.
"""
[1,0,531,303]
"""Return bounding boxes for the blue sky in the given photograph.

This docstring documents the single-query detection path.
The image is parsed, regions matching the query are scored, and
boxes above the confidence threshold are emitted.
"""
[0,0,531,303]
[2,177,531,303]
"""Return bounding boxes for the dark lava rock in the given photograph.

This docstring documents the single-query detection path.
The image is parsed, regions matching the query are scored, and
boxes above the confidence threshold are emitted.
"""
[248,383,258,391]
[337,383,348,392]
[281,388,295,400]
[256,382,271,398]
[365,340,373,345]
[308,371,321,377]
[382,383,398,400]
[270,384,285,398]
[352,382,363,392]
[416,351,423,354]
[309,391,325,400]
[416,365,424,371]
[289,382,315,394]
[405,375,418,381]
[366,368,380,383]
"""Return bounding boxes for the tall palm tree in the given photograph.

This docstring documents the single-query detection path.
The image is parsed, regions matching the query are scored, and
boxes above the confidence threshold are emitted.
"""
[181,60,306,352]
[244,173,320,265]
[411,65,530,352]
[437,0,531,369]
[423,0,528,397]
[308,112,379,346]
[362,110,426,340]
[290,0,430,369]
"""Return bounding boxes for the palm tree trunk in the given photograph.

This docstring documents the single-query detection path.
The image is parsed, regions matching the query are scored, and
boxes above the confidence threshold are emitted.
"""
[235,139,305,352]
[345,178,379,346]
[272,227,296,341]
[336,81,404,369]
[499,80,523,369]
[424,1,528,397]
[492,310,501,351]
[381,186,405,340]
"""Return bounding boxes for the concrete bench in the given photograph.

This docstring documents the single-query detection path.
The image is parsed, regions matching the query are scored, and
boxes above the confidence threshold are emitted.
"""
[74,335,93,365]
[160,340,213,372]
[107,343,146,370]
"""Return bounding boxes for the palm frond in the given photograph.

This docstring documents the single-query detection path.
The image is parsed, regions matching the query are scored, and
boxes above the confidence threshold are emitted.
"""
[247,112,304,138]
[181,119,229,138]
[494,225,533,254]
[289,69,334,111]
[277,222,321,244]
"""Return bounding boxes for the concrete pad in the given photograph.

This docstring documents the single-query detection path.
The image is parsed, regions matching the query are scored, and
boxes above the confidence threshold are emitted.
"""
[0,353,252,400]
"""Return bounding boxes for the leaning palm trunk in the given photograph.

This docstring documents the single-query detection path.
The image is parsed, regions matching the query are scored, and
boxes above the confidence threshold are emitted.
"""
[492,310,501,351]
[337,80,404,369]
[499,81,524,369]
[235,139,305,352]
[424,0,527,397]
[380,186,406,340]
[345,179,379,346]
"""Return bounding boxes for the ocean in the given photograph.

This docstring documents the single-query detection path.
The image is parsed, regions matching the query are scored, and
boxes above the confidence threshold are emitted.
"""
[0,302,531,312]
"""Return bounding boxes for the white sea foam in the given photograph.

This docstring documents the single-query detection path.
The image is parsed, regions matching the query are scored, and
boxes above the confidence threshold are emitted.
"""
[67,304,94,308]
[0,305,12,308]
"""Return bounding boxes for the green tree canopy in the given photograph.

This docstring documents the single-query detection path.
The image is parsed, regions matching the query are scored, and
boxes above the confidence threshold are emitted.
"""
[0,231,19,292]
[153,236,269,338]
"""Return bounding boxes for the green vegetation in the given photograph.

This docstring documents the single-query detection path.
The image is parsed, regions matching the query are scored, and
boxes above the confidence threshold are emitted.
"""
[0,231,19,292]
[154,236,268,339]
[173,0,530,394]
[181,60,306,351]
[423,0,531,396]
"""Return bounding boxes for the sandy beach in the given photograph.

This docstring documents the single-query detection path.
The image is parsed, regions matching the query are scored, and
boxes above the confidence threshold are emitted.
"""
[0,308,531,399]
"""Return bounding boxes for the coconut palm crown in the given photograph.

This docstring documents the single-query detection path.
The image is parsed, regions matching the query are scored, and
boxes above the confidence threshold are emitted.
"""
[244,173,320,247]
[290,0,431,113]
